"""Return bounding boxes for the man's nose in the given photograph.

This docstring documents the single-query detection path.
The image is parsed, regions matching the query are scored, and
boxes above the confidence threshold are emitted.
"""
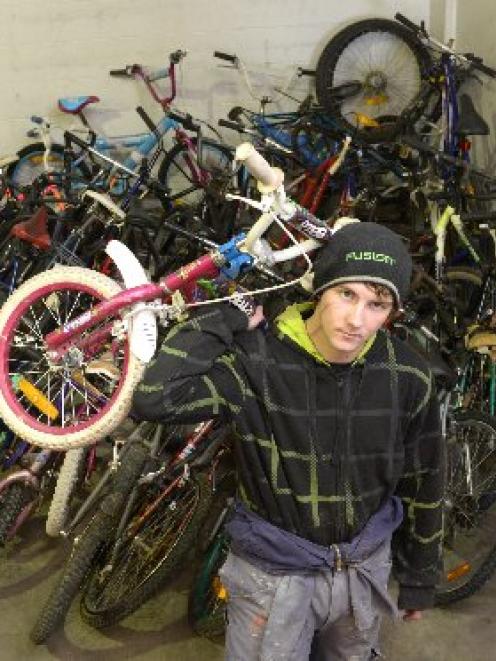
[346,303,365,327]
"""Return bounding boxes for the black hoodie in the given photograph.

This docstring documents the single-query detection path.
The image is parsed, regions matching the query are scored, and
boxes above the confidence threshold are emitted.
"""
[133,302,444,609]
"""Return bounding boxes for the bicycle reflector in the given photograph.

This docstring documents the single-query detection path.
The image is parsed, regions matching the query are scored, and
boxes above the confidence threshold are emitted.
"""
[12,375,59,420]
[212,576,228,601]
[446,562,471,582]
[364,94,389,106]
[353,112,381,128]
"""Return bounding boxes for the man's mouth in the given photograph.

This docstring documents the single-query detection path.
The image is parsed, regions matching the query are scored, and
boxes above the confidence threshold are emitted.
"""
[338,330,362,340]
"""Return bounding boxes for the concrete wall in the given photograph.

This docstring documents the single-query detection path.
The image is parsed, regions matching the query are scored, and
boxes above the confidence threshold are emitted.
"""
[0,0,429,154]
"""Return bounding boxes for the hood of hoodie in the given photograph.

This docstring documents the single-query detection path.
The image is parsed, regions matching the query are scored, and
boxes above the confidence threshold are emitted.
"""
[275,302,377,366]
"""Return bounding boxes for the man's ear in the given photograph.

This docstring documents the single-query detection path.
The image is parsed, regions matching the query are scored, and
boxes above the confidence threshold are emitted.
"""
[383,307,401,329]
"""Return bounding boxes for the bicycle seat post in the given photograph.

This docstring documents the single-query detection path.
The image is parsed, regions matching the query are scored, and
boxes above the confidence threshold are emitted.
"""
[78,109,91,130]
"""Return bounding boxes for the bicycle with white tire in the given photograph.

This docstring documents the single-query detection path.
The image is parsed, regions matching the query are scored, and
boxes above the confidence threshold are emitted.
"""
[0,143,334,451]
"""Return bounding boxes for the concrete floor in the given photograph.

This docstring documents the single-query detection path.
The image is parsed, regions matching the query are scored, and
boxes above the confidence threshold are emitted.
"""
[0,514,494,661]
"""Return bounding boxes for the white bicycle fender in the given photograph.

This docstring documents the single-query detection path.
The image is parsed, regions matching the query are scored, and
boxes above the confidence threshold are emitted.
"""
[105,240,157,363]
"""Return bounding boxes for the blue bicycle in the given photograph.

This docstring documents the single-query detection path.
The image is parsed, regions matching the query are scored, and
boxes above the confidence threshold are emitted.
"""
[6,50,230,201]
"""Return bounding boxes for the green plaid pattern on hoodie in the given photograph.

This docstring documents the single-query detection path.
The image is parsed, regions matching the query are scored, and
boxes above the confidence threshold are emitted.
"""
[133,303,444,610]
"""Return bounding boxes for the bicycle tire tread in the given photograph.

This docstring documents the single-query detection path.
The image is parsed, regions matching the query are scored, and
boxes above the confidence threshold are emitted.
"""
[0,482,35,545]
[30,439,149,643]
[80,472,214,628]
[30,507,111,644]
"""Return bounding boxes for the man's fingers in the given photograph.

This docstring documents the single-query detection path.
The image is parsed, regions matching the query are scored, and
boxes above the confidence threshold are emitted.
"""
[248,305,265,330]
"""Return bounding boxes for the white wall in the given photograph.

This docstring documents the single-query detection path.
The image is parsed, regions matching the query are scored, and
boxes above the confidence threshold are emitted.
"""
[454,0,496,171]
[0,0,429,154]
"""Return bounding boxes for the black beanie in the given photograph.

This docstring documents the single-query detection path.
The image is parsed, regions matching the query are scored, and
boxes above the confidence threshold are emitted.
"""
[312,222,412,306]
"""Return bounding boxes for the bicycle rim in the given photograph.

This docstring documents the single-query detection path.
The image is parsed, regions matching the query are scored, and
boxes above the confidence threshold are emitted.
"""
[316,19,431,141]
[0,267,143,449]
[334,33,421,119]
[8,144,88,191]
[10,152,65,189]
[82,475,205,616]
[436,411,496,603]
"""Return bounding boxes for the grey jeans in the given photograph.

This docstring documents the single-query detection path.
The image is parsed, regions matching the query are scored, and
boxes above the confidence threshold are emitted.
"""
[218,540,395,661]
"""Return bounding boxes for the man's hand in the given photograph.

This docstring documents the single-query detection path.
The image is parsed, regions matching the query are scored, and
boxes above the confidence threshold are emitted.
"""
[228,291,263,330]
[402,609,423,621]
[248,305,265,330]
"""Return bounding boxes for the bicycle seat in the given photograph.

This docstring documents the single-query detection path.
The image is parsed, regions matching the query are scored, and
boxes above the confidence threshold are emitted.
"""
[465,327,496,357]
[10,206,51,250]
[456,94,489,136]
[58,95,100,115]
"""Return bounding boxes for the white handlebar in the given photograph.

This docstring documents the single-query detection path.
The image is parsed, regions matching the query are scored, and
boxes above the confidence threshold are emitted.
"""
[235,142,284,192]
[243,212,274,252]
[271,238,321,262]
[241,212,321,264]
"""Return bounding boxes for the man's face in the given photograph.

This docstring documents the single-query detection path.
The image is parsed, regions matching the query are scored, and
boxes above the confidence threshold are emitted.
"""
[309,282,394,362]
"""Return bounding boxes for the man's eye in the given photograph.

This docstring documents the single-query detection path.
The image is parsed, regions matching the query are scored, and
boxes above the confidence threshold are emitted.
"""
[340,289,353,299]
[371,301,390,310]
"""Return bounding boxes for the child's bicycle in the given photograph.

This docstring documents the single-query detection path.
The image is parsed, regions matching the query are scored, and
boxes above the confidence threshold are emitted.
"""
[5,50,225,199]
[0,143,332,451]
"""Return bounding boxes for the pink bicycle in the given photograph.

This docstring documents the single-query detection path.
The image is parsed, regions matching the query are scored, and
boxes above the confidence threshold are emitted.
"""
[0,144,333,450]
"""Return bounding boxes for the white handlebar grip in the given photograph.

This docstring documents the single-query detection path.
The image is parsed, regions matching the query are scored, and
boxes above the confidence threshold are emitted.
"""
[235,143,284,193]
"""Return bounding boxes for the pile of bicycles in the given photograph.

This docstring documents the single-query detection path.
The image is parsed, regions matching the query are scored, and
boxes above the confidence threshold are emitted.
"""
[0,11,496,646]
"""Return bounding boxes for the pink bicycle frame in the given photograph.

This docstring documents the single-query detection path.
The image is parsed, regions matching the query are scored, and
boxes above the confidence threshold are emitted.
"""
[131,55,179,110]
[44,251,223,356]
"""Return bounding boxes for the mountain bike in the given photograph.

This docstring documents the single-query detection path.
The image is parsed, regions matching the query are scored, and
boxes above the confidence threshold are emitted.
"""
[315,14,496,143]
[391,307,496,605]
[214,50,412,224]
[219,111,350,212]
[30,419,232,642]
[435,405,496,605]
[0,143,330,451]
[214,49,328,178]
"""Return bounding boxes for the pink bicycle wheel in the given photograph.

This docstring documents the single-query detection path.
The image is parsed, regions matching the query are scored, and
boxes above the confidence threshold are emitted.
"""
[0,267,145,450]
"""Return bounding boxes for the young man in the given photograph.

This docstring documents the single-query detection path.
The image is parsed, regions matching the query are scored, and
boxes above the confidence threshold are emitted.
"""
[133,222,444,661]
